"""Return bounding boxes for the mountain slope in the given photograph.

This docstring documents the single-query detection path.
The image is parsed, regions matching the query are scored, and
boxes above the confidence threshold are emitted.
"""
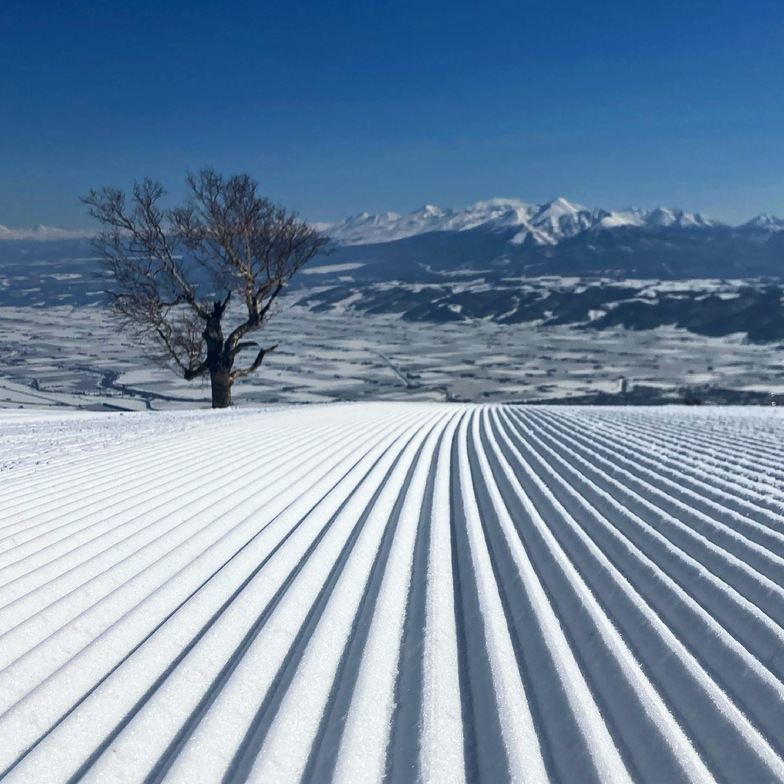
[1,198,782,285]
[318,221,784,281]
[325,197,724,247]
[299,279,784,342]
[2,404,784,783]
[315,198,783,281]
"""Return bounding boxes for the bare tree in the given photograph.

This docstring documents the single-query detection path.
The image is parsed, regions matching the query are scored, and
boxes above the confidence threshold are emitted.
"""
[82,169,330,407]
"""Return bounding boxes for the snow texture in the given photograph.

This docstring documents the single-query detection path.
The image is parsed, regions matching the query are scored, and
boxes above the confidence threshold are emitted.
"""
[2,200,781,246]
[1,403,784,783]
[323,198,726,246]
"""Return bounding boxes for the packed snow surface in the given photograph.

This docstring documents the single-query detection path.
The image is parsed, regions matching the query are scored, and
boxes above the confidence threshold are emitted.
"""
[2,403,784,783]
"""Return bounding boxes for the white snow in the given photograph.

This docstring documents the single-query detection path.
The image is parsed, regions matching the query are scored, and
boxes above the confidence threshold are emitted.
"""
[321,198,730,246]
[2,403,784,783]
[2,206,780,247]
[7,296,783,410]
[742,213,784,232]
[301,262,366,275]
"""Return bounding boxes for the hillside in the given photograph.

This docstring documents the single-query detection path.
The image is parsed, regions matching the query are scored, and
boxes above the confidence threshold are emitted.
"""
[2,404,784,782]
[299,278,784,341]
[318,197,784,281]
[2,199,783,356]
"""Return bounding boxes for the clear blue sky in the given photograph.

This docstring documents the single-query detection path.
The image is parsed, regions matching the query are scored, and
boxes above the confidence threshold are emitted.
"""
[2,0,783,228]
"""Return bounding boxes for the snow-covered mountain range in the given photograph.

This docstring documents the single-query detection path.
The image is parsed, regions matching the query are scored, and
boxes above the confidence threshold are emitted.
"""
[322,197,781,247]
[2,198,782,247]
[2,198,782,299]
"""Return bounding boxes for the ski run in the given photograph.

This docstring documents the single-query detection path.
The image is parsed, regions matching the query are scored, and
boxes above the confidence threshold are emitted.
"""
[1,402,784,784]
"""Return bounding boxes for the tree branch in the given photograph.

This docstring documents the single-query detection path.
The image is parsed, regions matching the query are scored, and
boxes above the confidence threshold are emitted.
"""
[83,168,330,401]
[231,344,277,381]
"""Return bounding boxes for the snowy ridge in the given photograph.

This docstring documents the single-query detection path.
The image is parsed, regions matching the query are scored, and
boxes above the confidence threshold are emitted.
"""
[324,198,730,246]
[2,202,782,245]
[2,403,784,782]
[741,213,784,232]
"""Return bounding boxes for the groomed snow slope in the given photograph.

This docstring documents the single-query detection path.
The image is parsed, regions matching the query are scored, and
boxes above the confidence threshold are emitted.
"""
[1,403,784,783]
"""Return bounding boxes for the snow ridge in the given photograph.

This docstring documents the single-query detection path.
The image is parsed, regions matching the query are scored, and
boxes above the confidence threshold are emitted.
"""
[324,198,736,246]
[2,203,782,245]
[1,403,784,783]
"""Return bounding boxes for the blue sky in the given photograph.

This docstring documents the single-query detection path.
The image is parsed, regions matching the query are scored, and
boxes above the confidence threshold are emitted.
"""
[2,0,783,228]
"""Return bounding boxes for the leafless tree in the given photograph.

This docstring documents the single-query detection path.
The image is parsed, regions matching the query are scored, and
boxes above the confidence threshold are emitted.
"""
[82,169,330,407]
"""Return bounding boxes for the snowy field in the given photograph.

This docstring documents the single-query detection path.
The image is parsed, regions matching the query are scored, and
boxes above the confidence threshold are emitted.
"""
[2,403,784,783]
[1,303,783,409]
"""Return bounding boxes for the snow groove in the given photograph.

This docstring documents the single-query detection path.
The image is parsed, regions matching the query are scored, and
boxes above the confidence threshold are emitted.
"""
[1,402,783,783]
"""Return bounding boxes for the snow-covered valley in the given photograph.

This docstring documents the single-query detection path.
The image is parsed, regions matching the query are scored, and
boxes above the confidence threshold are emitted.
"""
[2,301,783,410]
[2,221,783,412]
[2,403,784,783]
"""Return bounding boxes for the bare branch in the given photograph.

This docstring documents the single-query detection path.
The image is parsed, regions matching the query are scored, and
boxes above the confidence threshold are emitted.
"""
[231,344,277,381]
[83,167,330,407]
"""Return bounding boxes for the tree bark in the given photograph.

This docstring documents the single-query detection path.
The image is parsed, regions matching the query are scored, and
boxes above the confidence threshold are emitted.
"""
[210,365,232,408]
[201,303,232,408]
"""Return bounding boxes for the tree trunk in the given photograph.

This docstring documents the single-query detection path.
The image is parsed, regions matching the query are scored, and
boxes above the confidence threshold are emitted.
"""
[202,306,232,408]
[210,365,232,408]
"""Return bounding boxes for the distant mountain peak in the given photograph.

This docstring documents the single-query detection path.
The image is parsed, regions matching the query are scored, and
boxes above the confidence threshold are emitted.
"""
[742,213,784,231]
[542,196,585,212]
[468,197,530,211]
[3,202,782,245]
[317,196,749,248]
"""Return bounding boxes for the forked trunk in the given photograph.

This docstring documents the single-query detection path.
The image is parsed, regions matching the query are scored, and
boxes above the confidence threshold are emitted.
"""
[210,365,232,408]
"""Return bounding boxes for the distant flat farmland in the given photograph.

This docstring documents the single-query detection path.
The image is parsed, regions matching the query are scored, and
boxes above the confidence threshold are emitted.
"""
[2,301,783,409]
[2,403,784,782]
